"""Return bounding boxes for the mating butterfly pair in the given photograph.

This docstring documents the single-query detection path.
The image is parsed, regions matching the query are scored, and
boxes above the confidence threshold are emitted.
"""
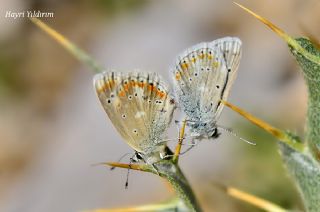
[94,37,242,164]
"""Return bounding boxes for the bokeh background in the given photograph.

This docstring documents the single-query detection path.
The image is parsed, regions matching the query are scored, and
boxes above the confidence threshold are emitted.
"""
[0,0,319,211]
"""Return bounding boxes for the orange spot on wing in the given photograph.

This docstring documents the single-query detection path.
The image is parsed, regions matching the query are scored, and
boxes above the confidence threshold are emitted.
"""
[213,61,219,68]
[138,82,145,88]
[157,91,167,99]
[181,63,189,70]
[130,81,136,87]
[175,73,181,80]
[123,84,129,91]
[119,91,126,97]
[148,85,157,92]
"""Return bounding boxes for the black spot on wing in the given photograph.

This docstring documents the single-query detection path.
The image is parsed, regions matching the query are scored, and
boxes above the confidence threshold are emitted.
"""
[215,69,229,111]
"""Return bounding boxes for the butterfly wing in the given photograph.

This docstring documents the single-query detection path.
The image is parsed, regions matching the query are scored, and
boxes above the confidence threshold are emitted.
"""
[94,71,175,154]
[207,37,242,118]
[171,37,242,124]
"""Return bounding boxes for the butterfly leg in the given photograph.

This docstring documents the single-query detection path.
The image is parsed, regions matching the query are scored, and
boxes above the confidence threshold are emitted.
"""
[124,157,134,189]
[110,152,132,171]
[124,152,142,189]
[151,163,160,176]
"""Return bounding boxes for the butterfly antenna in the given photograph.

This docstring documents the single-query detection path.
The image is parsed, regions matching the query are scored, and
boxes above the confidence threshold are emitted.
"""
[217,125,256,145]
[180,145,196,155]
[110,153,131,171]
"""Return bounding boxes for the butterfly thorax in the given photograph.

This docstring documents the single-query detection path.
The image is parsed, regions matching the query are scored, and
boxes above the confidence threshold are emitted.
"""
[188,119,219,139]
[140,145,173,165]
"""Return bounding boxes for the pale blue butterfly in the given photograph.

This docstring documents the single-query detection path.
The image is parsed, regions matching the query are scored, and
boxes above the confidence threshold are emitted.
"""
[171,37,242,140]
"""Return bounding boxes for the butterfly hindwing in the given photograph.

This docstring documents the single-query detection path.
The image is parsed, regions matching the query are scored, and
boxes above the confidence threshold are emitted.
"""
[94,71,175,154]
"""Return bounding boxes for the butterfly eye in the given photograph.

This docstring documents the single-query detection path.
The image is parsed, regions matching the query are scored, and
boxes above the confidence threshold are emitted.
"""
[122,114,127,119]
[106,99,111,104]
[128,95,133,100]
[216,85,220,89]
[110,93,115,98]
[201,67,205,71]
[133,129,138,134]
[134,93,138,97]
[194,73,198,77]
[124,80,128,84]
[189,78,192,82]
[206,67,210,71]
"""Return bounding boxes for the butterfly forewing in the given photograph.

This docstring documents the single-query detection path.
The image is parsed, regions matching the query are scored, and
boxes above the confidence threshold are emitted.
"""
[209,37,242,118]
[94,71,175,154]
[211,37,242,73]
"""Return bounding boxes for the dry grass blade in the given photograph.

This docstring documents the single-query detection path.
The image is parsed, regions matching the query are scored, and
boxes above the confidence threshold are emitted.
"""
[234,2,320,65]
[29,17,103,73]
[226,186,286,212]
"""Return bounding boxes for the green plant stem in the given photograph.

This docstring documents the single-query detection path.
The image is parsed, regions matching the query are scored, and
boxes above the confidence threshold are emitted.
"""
[106,161,202,212]
[154,160,202,212]
[289,38,320,161]
[279,143,320,211]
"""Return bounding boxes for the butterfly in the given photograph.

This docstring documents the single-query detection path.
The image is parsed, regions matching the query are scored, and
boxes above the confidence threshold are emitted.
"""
[94,71,176,165]
[171,37,242,139]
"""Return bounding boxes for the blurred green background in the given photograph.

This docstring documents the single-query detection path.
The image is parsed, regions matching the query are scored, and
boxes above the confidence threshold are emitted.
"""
[0,0,319,211]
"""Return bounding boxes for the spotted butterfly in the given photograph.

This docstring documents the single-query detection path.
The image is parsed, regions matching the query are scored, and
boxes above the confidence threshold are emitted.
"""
[94,71,175,164]
[171,37,242,139]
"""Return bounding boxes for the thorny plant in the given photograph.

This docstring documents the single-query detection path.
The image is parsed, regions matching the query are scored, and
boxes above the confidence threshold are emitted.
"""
[30,2,320,212]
